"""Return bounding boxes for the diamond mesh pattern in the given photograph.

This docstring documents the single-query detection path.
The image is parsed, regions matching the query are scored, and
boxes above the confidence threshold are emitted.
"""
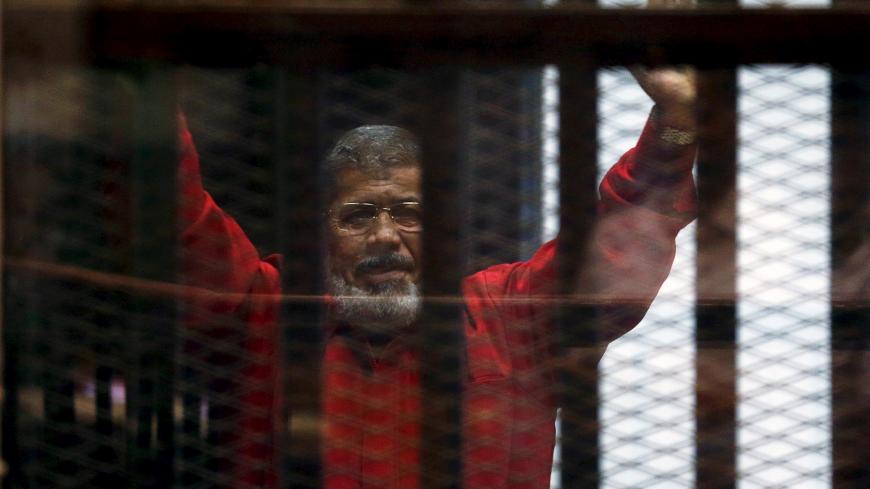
[462,69,545,269]
[5,67,170,487]
[181,67,278,255]
[737,65,832,489]
[598,68,697,489]
[2,14,863,489]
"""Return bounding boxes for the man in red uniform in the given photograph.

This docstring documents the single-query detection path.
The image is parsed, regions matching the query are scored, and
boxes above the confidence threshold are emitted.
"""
[178,68,698,488]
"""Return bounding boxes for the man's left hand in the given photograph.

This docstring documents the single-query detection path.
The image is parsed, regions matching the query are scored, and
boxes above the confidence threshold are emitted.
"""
[631,0,697,132]
[631,66,697,132]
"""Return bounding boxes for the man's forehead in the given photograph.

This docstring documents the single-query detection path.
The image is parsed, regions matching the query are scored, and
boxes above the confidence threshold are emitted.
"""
[336,163,420,179]
[333,166,422,200]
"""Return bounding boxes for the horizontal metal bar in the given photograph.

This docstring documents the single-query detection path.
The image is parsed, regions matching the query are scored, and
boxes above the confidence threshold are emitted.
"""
[5,5,870,67]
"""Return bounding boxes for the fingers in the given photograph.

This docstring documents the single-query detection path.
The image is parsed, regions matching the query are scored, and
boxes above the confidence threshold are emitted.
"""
[633,0,698,109]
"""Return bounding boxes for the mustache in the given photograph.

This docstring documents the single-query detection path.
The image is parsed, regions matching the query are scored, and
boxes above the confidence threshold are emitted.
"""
[355,253,415,276]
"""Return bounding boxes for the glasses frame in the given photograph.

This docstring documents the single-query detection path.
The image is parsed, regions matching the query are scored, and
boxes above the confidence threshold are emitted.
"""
[327,201,424,235]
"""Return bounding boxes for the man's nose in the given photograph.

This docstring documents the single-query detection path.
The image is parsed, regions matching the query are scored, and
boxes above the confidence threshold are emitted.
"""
[368,211,402,246]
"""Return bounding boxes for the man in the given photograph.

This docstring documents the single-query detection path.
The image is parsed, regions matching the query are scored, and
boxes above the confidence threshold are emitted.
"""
[178,68,697,488]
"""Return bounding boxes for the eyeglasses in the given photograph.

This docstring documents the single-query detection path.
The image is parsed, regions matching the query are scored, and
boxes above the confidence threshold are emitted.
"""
[329,202,423,235]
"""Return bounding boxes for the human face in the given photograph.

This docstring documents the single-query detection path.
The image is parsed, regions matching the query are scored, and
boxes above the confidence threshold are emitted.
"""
[328,166,422,292]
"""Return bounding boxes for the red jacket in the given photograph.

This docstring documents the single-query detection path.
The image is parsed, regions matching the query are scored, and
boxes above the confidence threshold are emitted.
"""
[177,114,696,489]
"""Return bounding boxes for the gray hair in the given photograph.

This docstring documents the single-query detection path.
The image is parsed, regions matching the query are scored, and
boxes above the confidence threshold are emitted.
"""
[325,125,420,186]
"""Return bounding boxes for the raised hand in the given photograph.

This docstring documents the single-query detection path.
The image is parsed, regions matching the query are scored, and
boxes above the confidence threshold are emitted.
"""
[631,66,697,131]
[631,0,698,133]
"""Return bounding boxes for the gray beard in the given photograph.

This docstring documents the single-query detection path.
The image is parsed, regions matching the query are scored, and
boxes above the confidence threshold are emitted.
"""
[328,274,421,335]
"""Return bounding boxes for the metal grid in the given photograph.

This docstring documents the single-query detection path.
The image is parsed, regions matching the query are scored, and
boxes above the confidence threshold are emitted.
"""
[737,65,832,489]
[3,4,869,489]
[597,67,697,489]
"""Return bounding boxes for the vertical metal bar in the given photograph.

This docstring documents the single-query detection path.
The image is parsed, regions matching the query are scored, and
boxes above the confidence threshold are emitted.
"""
[277,66,325,489]
[829,65,870,489]
[41,286,79,489]
[125,309,149,488]
[694,65,738,489]
[126,65,178,489]
[0,286,23,489]
[1,219,25,488]
[91,287,122,489]
[693,5,738,489]
[2,130,84,488]
[1,27,22,485]
[418,66,466,489]
[92,77,132,489]
[38,86,101,489]
[178,366,203,488]
[1,277,24,488]
[2,60,95,489]
[6,14,97,489]
[556,60,601,489]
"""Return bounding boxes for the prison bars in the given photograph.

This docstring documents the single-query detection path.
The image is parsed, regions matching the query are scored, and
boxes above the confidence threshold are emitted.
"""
[6,5,870,67]
[3,3,870,489]
[691,2,737,487]
[694,67,738,489]
[556,59,601,489]
[126,66,179,488]
[830,8,870,484]
[830,64,870,489]
[276,67,327,489]
[0,62,180,487]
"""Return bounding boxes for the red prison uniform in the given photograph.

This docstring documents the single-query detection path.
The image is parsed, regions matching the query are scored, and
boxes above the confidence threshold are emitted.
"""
[177,114,697,489]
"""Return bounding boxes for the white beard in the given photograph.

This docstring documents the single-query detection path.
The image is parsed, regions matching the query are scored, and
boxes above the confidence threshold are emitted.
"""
[328,273,421,335]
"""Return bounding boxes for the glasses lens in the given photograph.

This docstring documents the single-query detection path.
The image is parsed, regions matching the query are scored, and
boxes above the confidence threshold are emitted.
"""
[336,204,377,232]
[391,203,423,231]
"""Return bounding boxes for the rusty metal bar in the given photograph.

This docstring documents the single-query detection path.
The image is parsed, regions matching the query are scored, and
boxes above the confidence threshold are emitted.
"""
[556,59,600,489]
[694,66,738,489]
[275,67,325,489]
[6,5,870,67]
[830,65,870,489]
[126,65,179,489]
[418,67,466,489]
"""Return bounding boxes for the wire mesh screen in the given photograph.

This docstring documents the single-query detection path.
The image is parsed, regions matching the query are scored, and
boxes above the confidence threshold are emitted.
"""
[4,67,178,487]
[596,67,698,489]
[737,65,832,489]
[2,25,869,489]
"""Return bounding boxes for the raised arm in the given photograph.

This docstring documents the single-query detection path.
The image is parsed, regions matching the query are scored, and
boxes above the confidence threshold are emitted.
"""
[464,66,698,350]
[176,113,282,488]
[176,113,281,328]
[591,66,697,341]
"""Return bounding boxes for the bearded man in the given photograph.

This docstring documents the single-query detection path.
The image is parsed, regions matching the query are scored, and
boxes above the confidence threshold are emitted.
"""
[323,125,424,337]
[178,67,697,488]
